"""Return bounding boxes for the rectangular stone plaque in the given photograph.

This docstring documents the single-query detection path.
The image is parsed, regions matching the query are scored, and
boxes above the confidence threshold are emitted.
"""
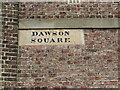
[19,29,84,46]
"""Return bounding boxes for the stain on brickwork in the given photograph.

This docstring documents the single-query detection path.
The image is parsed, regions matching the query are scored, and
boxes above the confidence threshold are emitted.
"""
[19,2,119,19]
[18,29,119,88]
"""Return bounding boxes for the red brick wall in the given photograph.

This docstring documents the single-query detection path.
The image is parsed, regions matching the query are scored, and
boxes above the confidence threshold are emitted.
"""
[1,1,120,89]
[19,2,119,19]
[18,29,119,88]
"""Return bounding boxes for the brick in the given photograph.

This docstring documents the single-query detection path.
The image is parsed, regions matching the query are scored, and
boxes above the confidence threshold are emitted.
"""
[6,53,17,56]
[9,49,18,52]
[84,56,91,60]
[2,73,17,77]
[9,57,17,60]
[5,61,17,64]
[2,56,7,60]
[85,49,98,52]
[3,41,8,44]
[59,57,66,61]
[63,82,70,85]
[5,69,17,73]
[6,45,18,48]
[13,34,18,37]
[11,65,17,68]
[89,33,101,37]
[62,49,70,53]
[4,78,17,81]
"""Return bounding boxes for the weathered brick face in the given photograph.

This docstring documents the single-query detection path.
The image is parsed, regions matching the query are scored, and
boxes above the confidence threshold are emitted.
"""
[19,2,119,19]
[18,29,119,88]
[1,1,120,89]
[1,2,19,88]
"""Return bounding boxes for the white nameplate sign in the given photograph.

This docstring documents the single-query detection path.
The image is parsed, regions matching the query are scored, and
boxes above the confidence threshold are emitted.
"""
[19,30,84,46]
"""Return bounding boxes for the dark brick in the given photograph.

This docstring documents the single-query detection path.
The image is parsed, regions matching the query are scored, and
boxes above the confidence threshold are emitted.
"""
[7,22,18,25]
[9,57,17,60]
[2,25,9,29]
[13,19,18,22]
[5,69,17,73]
[1,61,4,64]
[20,74,30,77]
[17,70,21,73]
[3,18,9,21]
[2,73,10,76]
[84,56,91,60]
[108,15,113,18]
[2,65,7,68]
[11,65,17,68]
[59,57,66,61]
[107,60,113,62]
[6,45,18,48]
[4,78,17,81]
[2,21,6,25]
[3,41,8,43]
[13,34,18,37]
[5,61,17,64]
[35,87,41,90]
[41,87,48,90]
[2,73,17,77]
[2,56,7,60]
[6,53,17,56]
[86,49,98,52]
[8,41,18,45]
